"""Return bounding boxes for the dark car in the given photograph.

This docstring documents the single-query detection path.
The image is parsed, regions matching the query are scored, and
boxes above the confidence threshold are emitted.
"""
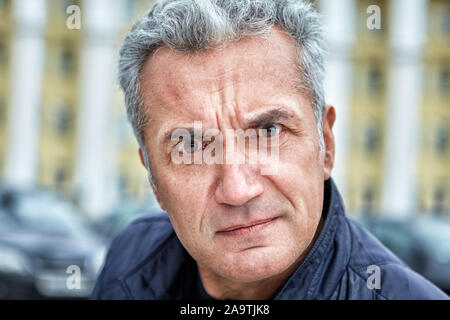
[95,199,160,240]
[355,214,450,293]
[0,187,106,299]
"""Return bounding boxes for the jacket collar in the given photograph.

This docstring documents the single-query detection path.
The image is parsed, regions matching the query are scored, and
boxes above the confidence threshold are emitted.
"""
[121,178,348,299]
[273,178,348,299]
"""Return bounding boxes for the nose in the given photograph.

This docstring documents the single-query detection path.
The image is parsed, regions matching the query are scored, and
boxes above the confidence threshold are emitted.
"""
[215,164,264,206]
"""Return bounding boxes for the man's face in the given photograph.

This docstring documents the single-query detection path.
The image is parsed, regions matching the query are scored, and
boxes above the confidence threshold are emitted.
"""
[139,27,335,282]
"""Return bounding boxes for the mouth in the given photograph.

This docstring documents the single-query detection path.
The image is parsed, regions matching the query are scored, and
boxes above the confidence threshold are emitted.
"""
[216,217,279,236]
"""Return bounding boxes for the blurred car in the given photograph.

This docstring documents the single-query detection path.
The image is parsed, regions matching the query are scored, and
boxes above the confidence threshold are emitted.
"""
[355,214,450,293]
[95,199,160,240]
[0,187,107,299]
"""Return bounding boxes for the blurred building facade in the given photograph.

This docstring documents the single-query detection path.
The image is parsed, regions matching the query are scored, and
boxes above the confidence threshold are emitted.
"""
[419,0,450,215]
[0,0,449,219]
[321,0,450,217]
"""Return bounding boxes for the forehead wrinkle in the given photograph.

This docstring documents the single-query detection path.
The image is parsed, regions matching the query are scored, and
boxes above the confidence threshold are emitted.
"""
[150,30,299,92]
[142,27,302,96]
[140,27,311,145]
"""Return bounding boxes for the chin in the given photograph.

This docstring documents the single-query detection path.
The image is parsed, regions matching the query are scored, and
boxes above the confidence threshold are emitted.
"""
[217,246,296,283]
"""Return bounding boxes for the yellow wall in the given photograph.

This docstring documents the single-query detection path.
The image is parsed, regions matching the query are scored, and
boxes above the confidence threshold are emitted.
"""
[114,0,155,199]
[0,0,11,175]
[418,0,450,214]
[38,0,81,193]
[347,0,388,214]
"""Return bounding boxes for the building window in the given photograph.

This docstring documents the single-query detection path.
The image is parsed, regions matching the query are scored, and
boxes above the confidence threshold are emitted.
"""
[438,65,449,95]
[126,0,136,20]
[364,125,378,154]
[435,126,448,154]
[63,0,79,15]
[441,6,450,36]
[55,167,67,186]
[118,115,134,145]
[119,174,129,197]
[362,185,375,215]
[60,48,74,77]
[432,185,446,214]
[0,96,4,125]
[368,65,381,95]
[55,107,71,135]
[0,41,5,67]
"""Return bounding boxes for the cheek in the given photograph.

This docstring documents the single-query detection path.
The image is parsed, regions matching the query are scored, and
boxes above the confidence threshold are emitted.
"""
[269,139,324,233]
[274,139,323,198]
[154,168,213,242]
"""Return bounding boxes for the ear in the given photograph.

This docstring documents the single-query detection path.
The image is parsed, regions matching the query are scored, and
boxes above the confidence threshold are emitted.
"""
[138,148,147,168]
[138,148,166,211]
[322,105,336,180]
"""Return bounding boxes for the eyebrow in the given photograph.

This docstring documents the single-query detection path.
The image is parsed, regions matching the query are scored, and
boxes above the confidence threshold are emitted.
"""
[244,107,295,129]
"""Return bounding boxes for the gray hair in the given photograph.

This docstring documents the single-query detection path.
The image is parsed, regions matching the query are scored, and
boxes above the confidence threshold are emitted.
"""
[119,0,326,174]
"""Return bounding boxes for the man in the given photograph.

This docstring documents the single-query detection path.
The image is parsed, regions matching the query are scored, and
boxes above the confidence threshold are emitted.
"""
[91,0,448,299]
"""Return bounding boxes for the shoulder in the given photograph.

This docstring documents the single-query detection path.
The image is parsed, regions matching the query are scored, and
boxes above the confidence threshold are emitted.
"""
[343,217,449,300]
[105,212,174,273]
[91,211,174,299]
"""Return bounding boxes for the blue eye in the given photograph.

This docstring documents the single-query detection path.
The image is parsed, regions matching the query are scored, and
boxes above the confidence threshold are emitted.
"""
[259,123,281,137]
[180,138,201,153]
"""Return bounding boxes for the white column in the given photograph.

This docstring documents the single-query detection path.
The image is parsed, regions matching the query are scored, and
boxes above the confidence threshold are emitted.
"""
[3,0,47,188]
[74,0,127,219]
[381,0,427,217]
[319,0,356,202]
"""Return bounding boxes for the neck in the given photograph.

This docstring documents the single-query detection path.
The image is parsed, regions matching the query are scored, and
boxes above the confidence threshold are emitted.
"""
[198,215,325,300]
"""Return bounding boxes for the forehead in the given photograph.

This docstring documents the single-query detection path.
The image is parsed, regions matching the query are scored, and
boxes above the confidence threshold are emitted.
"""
[139,27,309,133]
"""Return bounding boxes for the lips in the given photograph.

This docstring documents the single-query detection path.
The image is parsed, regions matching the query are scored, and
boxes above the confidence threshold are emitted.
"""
[217,217,278,234]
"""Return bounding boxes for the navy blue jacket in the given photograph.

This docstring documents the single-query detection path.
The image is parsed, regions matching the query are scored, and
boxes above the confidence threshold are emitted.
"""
[91,179,449,299]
